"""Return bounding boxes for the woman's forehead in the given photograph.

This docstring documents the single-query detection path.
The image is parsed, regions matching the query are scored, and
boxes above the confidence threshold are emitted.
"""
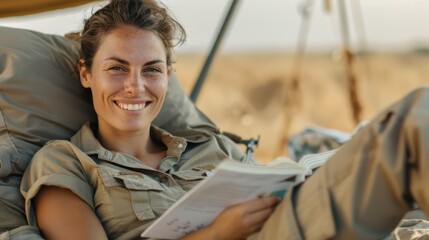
[95,26,167,62]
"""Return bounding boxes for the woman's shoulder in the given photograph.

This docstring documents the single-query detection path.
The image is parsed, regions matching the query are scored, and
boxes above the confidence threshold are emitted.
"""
[22,139,97,196]
[29,139,92,173]
[21,139,97,223]
[36,139,83,158]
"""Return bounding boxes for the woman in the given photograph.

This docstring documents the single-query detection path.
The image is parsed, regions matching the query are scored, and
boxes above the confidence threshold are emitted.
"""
[21,0,429,239]
[20,0,279,239]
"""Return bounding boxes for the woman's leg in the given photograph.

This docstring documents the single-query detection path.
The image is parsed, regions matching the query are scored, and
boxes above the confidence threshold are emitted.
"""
[250,87,429,240]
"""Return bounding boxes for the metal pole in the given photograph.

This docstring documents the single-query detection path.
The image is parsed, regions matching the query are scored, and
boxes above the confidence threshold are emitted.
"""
[190,0,241,103]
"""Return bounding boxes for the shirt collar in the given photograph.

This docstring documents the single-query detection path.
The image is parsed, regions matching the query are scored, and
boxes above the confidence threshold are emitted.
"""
[70,122,187,161]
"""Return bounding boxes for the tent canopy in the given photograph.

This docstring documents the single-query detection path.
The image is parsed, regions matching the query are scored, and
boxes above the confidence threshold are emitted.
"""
[0,0,97,18]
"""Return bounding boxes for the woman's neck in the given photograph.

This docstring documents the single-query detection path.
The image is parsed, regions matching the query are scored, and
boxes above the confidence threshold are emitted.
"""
[96,125,166,169]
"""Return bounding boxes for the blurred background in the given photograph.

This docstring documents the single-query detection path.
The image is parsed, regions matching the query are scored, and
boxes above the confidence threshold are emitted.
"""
[2,0,429,162]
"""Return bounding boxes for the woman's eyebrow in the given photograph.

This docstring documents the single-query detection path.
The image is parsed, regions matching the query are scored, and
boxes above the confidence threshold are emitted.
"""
[104,56,129,65]
[103,57,165,66]
[144,60,165,66]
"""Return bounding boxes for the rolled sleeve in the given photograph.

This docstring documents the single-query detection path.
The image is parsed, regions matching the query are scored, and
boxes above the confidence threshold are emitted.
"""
[20,140,95,227]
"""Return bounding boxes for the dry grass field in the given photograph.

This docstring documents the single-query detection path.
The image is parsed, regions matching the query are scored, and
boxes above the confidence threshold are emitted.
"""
[174,52,429,162]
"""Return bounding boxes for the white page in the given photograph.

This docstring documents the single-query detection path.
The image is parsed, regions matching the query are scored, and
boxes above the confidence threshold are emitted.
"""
[141,160,306,239]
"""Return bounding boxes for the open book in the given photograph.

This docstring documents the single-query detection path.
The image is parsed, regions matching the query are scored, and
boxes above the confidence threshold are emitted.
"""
[141,149,336,239]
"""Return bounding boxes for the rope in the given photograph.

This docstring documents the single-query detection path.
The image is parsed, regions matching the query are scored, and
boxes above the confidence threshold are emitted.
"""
[350,0,374,108]
[337,0,363,125]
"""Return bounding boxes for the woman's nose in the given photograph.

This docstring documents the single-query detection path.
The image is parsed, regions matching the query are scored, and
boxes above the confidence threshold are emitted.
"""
[125,73,145,94]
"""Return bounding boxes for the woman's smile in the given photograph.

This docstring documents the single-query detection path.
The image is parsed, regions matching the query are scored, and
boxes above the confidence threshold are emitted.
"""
[115,100,151,111]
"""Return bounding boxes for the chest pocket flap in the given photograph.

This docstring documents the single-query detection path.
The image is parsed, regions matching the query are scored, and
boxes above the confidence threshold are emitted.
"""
[98,167,163,191]
[172,164,216,181]
[114,173,164,191]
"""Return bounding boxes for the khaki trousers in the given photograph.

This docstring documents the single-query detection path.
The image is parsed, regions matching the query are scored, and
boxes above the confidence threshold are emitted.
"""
[251,87,429,240]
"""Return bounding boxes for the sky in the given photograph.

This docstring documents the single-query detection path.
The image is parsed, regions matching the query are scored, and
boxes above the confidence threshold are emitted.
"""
[1,0,429,53]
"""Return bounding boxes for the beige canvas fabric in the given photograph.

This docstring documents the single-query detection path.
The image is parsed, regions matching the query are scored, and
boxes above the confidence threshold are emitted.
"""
[0,0,96,18]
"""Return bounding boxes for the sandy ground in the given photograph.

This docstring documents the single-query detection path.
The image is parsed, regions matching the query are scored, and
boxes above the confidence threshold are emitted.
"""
[173,52,429,162]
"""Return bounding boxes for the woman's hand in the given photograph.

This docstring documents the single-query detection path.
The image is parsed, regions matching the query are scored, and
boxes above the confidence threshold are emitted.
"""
[182,196,281,240]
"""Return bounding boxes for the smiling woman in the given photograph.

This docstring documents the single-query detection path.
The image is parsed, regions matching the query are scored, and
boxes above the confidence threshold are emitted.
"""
[18,0,274,239]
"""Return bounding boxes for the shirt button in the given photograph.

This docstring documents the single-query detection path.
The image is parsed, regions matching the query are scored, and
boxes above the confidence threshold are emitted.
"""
[160,176,169,184]
[178,143,183,149]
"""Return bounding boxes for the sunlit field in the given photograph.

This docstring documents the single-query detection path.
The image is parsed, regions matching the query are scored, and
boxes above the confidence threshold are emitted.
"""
[175,52,429,162]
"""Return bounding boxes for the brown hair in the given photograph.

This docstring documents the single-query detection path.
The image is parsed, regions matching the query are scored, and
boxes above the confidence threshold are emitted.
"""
[80,0,186,69]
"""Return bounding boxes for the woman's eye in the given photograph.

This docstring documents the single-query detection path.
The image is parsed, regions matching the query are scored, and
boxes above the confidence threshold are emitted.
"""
[145,67,161,73]
[108,66,125,72]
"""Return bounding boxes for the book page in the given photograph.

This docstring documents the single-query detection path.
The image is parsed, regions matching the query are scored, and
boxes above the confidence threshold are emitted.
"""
[298,149,338,173]
[141,160,307,239]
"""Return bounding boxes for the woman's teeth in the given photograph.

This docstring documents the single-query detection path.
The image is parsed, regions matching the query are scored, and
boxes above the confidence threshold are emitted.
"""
[117,102,145,111]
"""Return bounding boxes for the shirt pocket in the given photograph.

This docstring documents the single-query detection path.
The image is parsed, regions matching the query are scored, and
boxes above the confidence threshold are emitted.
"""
[172,166,214,191]
[98,167,164,221]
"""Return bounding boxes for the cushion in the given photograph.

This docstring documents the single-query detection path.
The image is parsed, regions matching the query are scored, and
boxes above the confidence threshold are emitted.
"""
[0,26,217,178]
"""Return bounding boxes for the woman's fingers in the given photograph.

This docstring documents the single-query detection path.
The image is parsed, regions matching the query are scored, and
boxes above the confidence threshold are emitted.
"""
[231,196,281,215]
[230,196,282,235]
[246,204,276,225]
[204,196,282,240]
[248,196,282,213]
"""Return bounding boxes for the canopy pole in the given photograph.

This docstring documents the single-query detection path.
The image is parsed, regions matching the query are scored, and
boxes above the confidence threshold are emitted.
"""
[190,0,241,103]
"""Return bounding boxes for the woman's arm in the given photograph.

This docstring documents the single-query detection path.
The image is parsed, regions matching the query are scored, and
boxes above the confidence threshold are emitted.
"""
[181,196,281,240]
[34,186,108,240]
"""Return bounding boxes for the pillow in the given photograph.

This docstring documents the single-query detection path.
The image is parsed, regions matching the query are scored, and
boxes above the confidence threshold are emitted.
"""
[0,26,218,178]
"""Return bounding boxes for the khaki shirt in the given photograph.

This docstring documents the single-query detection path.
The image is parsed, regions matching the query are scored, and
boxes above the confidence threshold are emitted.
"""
[21,123,245,240]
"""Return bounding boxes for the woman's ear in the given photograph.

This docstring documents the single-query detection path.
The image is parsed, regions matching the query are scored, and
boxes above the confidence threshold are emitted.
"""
[167,66,172,81]
[78,59,91,88]
[164,66,172,95]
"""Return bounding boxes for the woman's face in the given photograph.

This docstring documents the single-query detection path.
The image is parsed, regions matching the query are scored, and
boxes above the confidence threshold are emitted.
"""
[79,25,171,135]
